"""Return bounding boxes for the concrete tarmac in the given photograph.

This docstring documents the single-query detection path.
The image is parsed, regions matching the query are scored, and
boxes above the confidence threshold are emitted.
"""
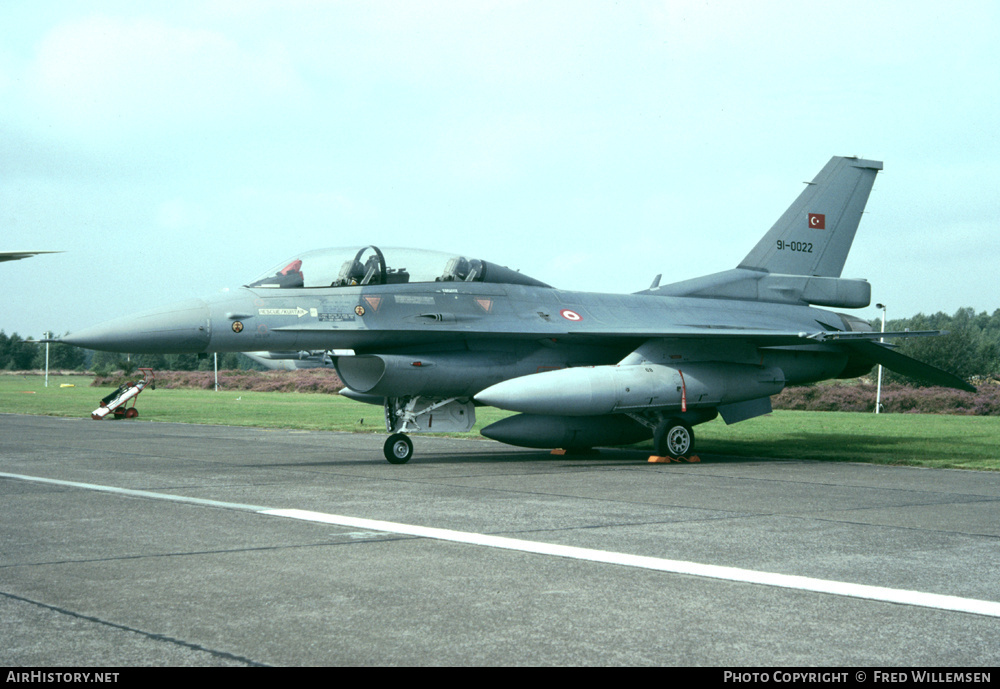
[2,413,998,666]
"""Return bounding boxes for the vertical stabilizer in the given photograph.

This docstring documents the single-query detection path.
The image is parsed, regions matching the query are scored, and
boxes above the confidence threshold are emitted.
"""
[738,156,882,277]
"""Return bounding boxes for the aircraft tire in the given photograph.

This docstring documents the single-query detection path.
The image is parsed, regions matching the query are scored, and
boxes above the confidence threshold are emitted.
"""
[654,418,694,458]
[125,408,139,419]
[384,433,414,464]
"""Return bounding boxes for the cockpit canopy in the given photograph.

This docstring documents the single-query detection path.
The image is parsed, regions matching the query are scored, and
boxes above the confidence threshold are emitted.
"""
[246,246,551,290]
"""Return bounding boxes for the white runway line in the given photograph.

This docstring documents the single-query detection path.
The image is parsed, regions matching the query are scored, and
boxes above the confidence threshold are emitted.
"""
[5,471,999,619]
[265,508,1000,618]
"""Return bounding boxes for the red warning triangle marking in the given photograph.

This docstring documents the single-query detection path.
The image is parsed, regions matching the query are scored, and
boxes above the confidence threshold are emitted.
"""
[363,296,382,311]
[474,298,493,312]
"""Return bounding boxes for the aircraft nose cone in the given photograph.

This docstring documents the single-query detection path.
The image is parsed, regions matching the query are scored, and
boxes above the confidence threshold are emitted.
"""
[62,298,211,353]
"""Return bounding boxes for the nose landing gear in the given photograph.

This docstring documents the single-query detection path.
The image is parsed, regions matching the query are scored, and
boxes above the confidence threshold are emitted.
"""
[384,433,414,464]
[380,395,475,464]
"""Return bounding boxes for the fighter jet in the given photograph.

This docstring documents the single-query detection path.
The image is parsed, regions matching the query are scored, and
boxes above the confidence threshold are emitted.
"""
[60,156,973,463]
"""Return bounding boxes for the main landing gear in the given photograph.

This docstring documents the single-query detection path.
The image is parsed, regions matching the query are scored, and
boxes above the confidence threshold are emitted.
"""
[653,417,695,460]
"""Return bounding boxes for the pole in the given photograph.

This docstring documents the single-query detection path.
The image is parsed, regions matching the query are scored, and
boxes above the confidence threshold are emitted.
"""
[214,352,219,392]
[44,331,50,388]
[875,304,886,414]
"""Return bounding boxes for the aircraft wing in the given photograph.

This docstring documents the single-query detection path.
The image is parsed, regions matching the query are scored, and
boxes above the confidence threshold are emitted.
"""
[796,329,943,342]
[567,328,945,345]
[273,320,972,392]
[0,251,62,263]
[272,322,946,348]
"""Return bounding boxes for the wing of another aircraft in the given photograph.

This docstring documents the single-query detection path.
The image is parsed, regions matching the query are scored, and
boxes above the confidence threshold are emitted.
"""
[0,251,62,263]
[243,350,333,370]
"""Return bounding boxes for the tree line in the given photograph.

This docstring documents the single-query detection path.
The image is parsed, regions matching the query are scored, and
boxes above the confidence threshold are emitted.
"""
[0,331,263,374]
[0,332,86,371]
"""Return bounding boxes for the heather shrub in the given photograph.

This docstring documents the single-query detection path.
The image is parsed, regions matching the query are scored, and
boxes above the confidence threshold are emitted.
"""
[92,369,344,393]
[774,381,1000,415]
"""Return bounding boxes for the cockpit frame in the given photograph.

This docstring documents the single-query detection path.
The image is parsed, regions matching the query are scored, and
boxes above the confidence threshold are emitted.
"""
[246,245,551,290]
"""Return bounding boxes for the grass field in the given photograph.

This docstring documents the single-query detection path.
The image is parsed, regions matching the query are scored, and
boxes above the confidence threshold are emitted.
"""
[2,373,998,470]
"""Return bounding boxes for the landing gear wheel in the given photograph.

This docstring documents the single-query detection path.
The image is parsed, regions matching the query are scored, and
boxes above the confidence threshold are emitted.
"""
[384,433,413,464]
[125,408,139,419]
[654,418,694,459]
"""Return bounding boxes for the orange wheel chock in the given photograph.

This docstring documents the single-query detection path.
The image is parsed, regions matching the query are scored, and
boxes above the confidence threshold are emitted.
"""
[648,455,701,464]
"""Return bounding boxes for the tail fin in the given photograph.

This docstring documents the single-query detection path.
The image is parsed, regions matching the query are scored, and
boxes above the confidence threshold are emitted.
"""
[651,156,882,307]
[738,156,882,277]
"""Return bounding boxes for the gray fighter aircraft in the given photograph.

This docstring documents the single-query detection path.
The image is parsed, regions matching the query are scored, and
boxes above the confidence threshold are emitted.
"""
[60,156,973,463]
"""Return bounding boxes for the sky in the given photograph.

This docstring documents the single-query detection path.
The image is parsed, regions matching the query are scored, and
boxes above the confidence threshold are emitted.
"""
[2,0,998,339]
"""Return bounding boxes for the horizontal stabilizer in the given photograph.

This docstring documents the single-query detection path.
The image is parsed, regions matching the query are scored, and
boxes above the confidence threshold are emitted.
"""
[842,339,975,392]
